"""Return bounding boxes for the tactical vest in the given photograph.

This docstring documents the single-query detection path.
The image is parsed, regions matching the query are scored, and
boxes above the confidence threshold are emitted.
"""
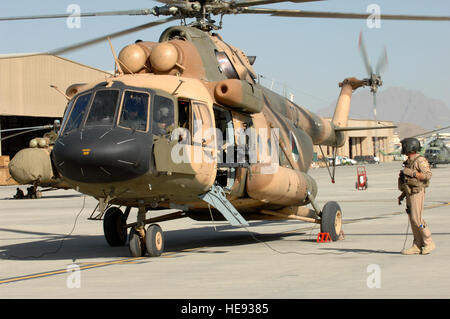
[402,155,430,193]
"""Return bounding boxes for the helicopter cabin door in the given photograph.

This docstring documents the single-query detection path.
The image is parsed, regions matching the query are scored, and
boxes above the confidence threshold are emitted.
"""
[213,105,236,191]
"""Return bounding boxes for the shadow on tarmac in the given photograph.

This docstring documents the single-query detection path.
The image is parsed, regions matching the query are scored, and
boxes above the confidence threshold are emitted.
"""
[0,221,306,261]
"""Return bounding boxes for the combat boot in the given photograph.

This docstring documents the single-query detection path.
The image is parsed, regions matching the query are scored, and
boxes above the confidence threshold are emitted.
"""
[421,241,436,255]
[402,244,421,255]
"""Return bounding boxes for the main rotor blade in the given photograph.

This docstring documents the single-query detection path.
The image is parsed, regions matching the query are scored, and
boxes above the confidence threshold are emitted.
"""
[358,31,373,77]
[410,125,450,138]
[0,9,155,22]
[233,0,323,8]
[375,47,388,76]
[50,17,177,55]
[241,8,450,22]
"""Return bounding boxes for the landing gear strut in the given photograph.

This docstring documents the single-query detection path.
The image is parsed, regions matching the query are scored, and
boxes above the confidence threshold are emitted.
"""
[102,204,187,257]
[129,204,148,257]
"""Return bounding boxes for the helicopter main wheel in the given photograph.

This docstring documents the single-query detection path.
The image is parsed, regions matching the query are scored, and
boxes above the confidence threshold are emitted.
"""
[129,227,147,257]
[320,201,343,241]
[146,224,164,257]
[103,207,127,247]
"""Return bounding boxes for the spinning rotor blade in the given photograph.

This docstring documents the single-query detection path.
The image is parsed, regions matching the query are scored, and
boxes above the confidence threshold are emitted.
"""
[0,9,155,22]
[358,31,373,77]
[410,125,450,138]
[375,47,388,76]
[240,8,450,22]
[50,17,177,55]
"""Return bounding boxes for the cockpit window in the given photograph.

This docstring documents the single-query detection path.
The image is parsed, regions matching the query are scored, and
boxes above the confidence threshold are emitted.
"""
[152,95,174,136]
[62,93,92,134]
[119,91,149,131]
[215,51,239,80]
[85,90,119,127]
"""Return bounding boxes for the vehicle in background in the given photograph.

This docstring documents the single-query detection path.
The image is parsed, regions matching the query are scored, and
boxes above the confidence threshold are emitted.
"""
[353,155,379,164]
[342,156,357,165]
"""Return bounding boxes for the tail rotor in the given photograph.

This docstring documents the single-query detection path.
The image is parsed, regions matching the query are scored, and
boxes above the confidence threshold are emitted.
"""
[358,31,389,156]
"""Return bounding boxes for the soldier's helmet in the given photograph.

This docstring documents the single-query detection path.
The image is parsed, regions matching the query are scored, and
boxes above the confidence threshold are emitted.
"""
[401,137,421,154]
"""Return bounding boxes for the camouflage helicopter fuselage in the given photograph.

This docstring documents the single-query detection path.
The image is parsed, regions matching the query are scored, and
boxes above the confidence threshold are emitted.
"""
[18,26,364,223]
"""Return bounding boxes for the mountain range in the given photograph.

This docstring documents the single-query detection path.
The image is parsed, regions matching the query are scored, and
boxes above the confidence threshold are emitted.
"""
[317,87,450,139]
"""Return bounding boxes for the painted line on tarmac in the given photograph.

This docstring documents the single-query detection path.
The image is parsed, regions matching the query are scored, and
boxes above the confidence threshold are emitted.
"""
[0,257,148,285]
[0,249,196,285]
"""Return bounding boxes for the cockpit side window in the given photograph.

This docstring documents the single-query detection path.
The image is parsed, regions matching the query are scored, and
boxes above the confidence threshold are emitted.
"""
[62,92,92,134]
[152,95,175,136]
[119,91,150,131]
[85,90,119,127]
[215,51,239,80]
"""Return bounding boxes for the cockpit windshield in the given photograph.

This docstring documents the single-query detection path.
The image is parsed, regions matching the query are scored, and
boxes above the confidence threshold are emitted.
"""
[85,90,119,127]
[216,51,239,80]
[62,93,92,134]
[119,91,149,131]
[59,87,176,136]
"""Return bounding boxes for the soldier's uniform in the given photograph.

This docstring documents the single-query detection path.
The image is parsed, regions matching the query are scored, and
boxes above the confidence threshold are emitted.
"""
[399,153,434,255]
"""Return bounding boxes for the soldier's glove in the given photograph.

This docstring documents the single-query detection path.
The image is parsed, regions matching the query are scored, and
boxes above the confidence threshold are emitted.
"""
[402,167,415,177]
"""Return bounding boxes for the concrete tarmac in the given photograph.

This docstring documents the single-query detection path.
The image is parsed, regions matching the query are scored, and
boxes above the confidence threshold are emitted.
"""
[0,162,449,298]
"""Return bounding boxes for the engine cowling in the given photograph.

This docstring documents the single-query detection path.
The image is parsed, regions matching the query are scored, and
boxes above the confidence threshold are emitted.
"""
[214,79,264,113]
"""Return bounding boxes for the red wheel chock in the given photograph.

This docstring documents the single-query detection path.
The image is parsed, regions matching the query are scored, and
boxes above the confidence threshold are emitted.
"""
[317,232,331,243]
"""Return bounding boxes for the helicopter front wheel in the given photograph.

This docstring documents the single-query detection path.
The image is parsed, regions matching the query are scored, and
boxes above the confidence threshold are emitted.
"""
[320,201,343,241]
[146,224,164,257]
[103,207,128,247]
[129,227,147,257]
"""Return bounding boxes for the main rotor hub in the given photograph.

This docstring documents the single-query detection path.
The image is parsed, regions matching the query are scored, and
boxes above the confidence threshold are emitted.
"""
[152,0,242,31]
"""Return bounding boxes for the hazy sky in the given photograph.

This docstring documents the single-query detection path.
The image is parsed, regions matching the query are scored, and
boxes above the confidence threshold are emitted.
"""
[1,0,449,112]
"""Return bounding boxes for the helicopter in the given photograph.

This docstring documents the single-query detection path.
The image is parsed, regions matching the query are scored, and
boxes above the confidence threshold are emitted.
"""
[1,0,449,257]
[424,136,450,167]
[379,125,450,165]
[1,120,72,198]
[415,126,450,168]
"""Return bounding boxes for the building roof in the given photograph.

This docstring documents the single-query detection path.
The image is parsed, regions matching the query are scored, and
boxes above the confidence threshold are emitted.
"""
[0,52,112,75]
[0,53,112,118]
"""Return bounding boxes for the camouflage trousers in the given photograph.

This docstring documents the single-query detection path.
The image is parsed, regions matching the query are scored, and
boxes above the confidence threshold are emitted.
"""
[406,188,433,247]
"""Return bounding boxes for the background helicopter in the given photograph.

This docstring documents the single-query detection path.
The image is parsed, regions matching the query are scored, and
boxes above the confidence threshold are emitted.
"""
[379,125,450,165]
[1,0,449,257]
[424,135,450,167]
[414,126,450,167]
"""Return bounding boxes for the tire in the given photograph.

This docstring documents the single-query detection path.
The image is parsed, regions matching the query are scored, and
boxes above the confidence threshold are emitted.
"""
[146,224,164,257]
[320,201,343,241]
[129,228,146,257]
[103,207,127,247]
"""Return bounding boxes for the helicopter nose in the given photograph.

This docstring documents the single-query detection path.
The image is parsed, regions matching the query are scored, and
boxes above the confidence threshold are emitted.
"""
[52,127,152,183]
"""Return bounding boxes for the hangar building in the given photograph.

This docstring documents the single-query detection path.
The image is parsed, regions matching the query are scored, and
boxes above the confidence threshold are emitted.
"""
[313,118,396,163]
[0,53,111,157]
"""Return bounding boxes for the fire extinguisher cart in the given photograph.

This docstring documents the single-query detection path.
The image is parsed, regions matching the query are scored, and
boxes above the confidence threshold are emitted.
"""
[355,166,368,190]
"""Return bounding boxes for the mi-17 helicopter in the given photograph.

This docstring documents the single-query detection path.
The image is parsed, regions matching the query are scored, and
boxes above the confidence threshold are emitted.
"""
[2,0,449,257]
[416,126,450,167]
[380,125,450,165]
[424,135,450,167]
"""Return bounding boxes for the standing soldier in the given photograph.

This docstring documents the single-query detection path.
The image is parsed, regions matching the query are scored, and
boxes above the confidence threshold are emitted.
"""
[398,138,435,255]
